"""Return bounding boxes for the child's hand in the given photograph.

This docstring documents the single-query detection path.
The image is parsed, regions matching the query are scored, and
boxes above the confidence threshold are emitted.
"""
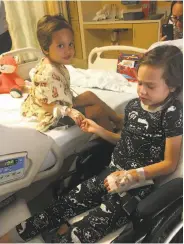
[109,170,126,178]
[160,32,167,41]
[160,35,167,41]
[104,178,112,192]
[67,108,85,126]
[80,118,100,134]
[126,169,139,182]
[104,170,140,193]
[104,170,126,192]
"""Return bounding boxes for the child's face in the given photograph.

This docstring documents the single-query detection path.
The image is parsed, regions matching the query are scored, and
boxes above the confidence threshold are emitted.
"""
[48,28,75,65]
[137,65,174,107]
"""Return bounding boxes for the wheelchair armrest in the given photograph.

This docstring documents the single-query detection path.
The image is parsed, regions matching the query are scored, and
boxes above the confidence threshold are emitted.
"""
[137,178,183,218]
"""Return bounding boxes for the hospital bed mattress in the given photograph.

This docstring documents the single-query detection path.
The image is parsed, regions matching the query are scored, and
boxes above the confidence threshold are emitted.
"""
[0,87,137,172]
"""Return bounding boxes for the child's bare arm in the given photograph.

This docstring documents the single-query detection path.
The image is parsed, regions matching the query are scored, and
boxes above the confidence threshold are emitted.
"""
[128,135,182,181]
[96,126,121,145]
[81,119,120,144]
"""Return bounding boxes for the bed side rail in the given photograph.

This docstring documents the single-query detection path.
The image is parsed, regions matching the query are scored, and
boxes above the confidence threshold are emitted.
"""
[88,45,147,71]
[2,47,43,80]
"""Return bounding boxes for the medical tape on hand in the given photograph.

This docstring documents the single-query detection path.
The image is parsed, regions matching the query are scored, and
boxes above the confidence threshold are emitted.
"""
[53,105,68,118]
[106,174,120,193]
[117,173,135,193]
[136,168,146,181]
[120,173,134,186]
[107,171,134,193]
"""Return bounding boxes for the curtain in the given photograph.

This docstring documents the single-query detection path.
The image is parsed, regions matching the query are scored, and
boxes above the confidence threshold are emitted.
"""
[44,1,68,20]
[4,1,68,62]
[44,1,61,16]
[4,1,68,50]
[4,1,46,50]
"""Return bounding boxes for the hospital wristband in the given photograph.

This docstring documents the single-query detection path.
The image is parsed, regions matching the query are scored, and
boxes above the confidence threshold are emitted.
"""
[136,168,146,181]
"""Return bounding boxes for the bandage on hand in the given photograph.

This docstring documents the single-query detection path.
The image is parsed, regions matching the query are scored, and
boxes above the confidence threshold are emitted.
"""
[118,173,136,193]
[68,108,85,126]
[106,168,153,194]
[106,171,128,193]
[53,105,68,118]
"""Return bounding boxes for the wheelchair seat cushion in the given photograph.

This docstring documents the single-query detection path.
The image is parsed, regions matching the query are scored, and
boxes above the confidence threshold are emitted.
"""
[137,178,183,217]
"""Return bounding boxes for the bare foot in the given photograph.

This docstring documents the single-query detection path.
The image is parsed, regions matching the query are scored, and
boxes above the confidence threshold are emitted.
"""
[57,223,69,235]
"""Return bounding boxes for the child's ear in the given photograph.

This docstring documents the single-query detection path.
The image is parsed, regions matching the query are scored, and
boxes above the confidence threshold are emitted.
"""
[42,48,49,56]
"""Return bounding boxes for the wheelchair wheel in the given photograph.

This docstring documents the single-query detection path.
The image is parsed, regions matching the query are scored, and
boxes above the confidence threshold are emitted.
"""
[147,204,183,243]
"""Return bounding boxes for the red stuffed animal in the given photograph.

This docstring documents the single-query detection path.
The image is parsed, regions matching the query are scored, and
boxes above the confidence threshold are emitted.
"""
[0,55,25,98]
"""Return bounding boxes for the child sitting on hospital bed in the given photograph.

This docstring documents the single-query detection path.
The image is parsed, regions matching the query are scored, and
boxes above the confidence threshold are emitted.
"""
[0,45,182,243]
[21,14,122,132]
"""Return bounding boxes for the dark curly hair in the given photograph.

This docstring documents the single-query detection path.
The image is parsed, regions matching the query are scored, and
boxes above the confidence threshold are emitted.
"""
[137,45,183,96]
[37,14,73,53]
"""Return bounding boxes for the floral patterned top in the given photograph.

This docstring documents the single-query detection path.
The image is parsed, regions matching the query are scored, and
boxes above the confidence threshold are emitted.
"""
[21,59,73,132]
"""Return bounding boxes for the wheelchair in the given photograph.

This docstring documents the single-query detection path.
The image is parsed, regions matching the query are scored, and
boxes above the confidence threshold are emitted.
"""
[0,139,183,243]
[55,139,183,243]
[112,177,183,243]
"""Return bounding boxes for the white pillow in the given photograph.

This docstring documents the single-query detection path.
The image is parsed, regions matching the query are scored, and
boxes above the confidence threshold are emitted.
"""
[148,39,183,52]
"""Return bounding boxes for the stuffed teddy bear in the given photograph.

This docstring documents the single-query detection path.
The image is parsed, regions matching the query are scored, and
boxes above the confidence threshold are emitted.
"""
[0,55,25,98]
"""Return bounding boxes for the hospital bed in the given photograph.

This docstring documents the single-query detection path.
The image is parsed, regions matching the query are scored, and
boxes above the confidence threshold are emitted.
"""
[0,46,146,198]
[0,40,183,242]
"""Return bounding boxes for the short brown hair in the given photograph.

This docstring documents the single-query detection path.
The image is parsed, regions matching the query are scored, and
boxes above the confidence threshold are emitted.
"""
[37,14,73,52]
[137,45,183,96]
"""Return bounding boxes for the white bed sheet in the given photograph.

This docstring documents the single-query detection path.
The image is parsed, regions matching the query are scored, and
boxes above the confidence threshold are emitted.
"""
[0,86,137,172]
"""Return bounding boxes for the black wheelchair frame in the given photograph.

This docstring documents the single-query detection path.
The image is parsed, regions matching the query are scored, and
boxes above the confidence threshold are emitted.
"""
[111,178,183,243]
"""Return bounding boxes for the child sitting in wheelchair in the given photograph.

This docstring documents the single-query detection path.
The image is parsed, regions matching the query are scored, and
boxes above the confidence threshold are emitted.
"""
[0,45,183,243]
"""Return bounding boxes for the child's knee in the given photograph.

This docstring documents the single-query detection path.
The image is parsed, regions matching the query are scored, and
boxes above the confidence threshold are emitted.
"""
[85,91,98,100]
[95,104,104,115]
[88,105,104,119]
[85,91,95,96]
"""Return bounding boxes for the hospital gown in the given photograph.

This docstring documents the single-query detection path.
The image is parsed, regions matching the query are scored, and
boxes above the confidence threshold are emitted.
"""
[21,59,73,132]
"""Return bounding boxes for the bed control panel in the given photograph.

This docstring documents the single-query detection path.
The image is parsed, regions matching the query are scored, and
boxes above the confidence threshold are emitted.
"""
[0,152,27,185]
